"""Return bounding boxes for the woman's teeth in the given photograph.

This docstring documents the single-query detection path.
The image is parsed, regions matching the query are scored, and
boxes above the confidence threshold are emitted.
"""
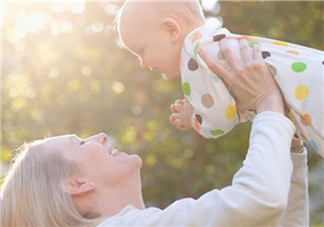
[111,148,119,156]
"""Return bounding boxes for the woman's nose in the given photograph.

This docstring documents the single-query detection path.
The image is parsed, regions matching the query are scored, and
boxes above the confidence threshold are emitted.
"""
[89,132,108,145]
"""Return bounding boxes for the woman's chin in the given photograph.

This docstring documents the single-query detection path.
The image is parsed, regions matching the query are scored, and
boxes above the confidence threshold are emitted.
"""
[129,154,143,169]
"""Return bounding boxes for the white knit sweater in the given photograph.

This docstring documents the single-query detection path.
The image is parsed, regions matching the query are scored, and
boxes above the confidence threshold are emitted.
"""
[98,112,308,227]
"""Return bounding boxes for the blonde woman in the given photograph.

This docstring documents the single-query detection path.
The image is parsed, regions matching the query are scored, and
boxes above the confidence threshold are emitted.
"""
[1,41,308,227]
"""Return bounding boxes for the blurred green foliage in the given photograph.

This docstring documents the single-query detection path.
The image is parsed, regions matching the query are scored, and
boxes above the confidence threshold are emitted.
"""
[1,1,323,225]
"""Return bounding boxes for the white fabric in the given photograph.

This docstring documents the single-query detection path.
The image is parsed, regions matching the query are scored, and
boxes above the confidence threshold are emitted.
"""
[98,112,305,227]
[180,25,324,157]
[279,148,309,227]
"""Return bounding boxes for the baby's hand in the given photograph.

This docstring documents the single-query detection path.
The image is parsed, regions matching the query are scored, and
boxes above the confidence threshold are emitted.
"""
[169,98,194,131]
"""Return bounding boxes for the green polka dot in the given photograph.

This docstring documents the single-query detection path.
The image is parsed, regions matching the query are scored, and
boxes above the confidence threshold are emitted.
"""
[193,42,200,57]
[248,41,260,48]
[182,82,191,96]
[210,129,224,136]
[291,62,307,72]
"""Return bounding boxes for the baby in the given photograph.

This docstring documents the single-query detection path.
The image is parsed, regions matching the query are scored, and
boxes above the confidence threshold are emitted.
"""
[116,0,324,157]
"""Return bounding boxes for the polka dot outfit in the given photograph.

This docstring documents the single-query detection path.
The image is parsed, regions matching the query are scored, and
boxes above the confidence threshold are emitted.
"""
[180,26,324,157]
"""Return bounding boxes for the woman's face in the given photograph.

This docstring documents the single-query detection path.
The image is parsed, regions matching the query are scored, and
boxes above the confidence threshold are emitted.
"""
[43,132,142,187]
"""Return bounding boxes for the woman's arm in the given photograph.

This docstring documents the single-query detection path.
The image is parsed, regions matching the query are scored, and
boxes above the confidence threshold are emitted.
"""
[98,112,294,227]
[279,146,309,227]
[98,39,295,227]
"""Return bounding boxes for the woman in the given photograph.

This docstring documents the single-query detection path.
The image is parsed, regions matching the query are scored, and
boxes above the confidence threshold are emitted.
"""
[1,40,308,226]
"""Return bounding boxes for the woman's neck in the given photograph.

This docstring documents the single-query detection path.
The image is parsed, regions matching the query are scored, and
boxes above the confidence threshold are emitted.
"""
[96,179,145,217]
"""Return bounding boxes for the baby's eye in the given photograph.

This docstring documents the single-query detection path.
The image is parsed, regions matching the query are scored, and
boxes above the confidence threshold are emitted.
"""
[80,140,86,145]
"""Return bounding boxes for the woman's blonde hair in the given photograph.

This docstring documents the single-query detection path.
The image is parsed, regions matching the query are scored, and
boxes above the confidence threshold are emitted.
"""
[0,140,103,227]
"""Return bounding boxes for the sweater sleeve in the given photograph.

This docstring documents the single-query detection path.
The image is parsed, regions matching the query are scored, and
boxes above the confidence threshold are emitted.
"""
[98,112,295,227]
[278,149,309,227]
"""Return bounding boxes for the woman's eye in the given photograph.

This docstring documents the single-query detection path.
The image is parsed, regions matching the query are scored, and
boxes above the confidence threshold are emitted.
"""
[80,140,86,145]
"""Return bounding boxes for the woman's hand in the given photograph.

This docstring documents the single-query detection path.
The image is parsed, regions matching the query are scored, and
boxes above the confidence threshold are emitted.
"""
[198,39,284,114]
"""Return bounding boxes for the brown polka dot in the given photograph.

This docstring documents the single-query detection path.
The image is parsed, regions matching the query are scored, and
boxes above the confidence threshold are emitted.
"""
[201,93,214,108]
[191,32,202,43]
[262,51,271,59]
[188,58,198,71]
[195,114,202,124]
[217,50,224,60]
[213,34,226,42]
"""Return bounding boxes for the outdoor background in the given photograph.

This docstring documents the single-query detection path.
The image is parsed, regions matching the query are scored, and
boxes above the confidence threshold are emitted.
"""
[1,1,323,225]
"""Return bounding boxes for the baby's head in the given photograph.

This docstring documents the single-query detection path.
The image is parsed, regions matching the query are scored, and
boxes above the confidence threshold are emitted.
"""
[116,0,205,79]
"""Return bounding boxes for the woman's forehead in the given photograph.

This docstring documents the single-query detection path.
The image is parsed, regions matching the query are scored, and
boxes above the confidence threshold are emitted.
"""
[43,134,76,147]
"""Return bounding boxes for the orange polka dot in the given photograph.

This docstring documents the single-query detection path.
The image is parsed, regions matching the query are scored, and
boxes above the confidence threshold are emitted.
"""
[302,114,312,125]
[191,32,202,44]
[273,41,288,47]
[240,35,251,41]
[300,133,307,140]
[193,117,200,132]
[286,50,299,55]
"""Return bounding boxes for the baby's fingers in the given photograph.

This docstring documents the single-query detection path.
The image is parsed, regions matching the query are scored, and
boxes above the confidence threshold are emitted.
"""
[169,113,176,124]
[175,99,183,105]
[170,113,182,124]
[170,104,178,113]
[171,100,184,113]
[175,119,186,131]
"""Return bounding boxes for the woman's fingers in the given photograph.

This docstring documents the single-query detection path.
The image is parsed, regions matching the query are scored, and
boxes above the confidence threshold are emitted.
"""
[253,43,263,62]
[219,39,240,71]
[240,39,252,62]
[197,47,231,84]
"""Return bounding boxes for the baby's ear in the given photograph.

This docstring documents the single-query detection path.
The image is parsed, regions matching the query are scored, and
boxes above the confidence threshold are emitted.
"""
[162,18,181,42]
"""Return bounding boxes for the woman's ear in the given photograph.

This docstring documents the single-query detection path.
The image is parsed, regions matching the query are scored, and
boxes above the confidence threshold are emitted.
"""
[162,18,181,42]
[61,178,95,195]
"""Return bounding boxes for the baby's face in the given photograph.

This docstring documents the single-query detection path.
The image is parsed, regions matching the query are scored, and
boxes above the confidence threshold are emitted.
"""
[119,15,182,79]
